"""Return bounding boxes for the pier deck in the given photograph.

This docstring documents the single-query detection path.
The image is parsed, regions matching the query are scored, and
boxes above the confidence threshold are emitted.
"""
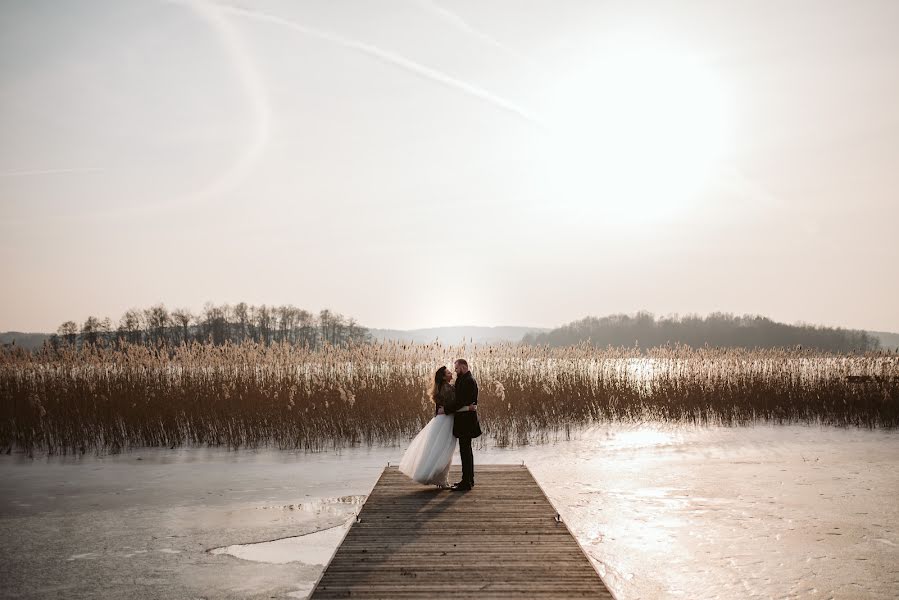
[311,464,613,599]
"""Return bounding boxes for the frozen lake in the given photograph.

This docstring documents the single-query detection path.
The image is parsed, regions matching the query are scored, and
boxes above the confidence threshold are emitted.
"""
[1,424,897,599]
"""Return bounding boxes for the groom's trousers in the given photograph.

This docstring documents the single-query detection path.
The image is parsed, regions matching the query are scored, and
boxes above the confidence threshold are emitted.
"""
[459,437,474,485]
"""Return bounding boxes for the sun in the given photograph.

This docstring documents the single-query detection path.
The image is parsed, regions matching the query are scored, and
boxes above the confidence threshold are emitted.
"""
[540,33,732,223]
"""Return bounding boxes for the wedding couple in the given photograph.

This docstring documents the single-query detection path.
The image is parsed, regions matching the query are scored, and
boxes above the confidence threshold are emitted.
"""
[399,358,481,491]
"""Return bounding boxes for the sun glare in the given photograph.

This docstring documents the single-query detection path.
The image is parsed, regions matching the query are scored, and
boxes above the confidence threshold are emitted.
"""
[542,34,732,223]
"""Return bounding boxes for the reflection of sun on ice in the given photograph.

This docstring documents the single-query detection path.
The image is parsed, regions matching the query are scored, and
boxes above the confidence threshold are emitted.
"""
[608,427,676,450]
[542,33,732,222]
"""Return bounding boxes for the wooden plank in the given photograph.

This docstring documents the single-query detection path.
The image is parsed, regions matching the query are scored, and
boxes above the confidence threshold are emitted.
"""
[311,465,614,599]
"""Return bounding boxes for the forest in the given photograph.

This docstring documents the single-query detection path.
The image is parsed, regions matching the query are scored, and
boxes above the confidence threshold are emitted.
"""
[522,312,881,352]
[48,301,371,350]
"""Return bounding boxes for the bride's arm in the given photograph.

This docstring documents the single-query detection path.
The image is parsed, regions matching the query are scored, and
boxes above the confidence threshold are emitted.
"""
[442,384,461,413]
[443,385,477,413]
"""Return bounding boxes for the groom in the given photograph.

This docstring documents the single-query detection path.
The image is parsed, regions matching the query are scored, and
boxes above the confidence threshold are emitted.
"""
[445,358,481,491]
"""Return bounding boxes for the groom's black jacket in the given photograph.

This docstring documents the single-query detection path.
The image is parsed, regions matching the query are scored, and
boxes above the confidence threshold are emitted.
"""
[445,371,482,439]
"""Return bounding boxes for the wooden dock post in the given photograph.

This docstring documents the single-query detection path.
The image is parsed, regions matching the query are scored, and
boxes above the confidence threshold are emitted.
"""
[311,464,614,599]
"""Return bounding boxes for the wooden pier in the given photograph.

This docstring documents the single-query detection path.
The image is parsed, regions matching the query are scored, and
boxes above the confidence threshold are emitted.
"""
[311,464,614,599]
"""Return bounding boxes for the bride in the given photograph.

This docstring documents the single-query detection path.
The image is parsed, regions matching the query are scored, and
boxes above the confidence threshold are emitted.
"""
[399,365,473,487]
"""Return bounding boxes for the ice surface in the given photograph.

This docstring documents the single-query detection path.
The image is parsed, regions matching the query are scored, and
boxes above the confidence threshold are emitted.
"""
[2,424,897,599]
[209,520,351,565]
[286,581,316,599]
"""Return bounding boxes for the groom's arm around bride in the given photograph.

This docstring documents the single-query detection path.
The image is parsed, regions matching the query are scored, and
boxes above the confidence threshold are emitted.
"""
[445,361,482,438]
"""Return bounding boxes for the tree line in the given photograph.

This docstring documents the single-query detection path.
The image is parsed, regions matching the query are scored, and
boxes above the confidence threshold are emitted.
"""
[50,302,372,350]
[521,312,881,352]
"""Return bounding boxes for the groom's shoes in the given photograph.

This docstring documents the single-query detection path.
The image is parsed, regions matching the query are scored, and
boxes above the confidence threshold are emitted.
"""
[450,480,473,492]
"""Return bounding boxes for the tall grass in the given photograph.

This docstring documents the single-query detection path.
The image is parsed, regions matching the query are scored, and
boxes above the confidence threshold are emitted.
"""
[1,340,896,455]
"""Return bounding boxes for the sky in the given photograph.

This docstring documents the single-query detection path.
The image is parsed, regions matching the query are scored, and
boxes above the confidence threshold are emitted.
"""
[1,0,898,333]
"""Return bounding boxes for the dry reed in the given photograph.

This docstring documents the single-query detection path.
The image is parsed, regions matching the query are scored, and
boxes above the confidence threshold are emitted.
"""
[1,340,896,455]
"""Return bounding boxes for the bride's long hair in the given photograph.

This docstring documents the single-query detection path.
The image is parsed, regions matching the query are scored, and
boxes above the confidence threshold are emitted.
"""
[430,366,448,402]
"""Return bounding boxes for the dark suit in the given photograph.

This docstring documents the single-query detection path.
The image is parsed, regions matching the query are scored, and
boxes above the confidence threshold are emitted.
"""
[444,370,481,485]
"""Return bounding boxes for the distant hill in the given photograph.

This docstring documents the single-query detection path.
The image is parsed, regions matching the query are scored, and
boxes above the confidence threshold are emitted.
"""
[522,313,889,352]
[2,322,897,351]
[370,326,550,344]
[0,331,51,351]
[870,331,899,350]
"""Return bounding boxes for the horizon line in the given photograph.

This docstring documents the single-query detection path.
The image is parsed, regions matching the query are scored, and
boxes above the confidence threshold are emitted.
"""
[3,320,899,336]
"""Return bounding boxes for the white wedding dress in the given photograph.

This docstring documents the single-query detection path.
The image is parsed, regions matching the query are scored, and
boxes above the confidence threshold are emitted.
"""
[399,411,456,486]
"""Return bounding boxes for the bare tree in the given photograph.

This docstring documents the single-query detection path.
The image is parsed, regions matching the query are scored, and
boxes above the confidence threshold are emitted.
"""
[57,321,79,345]
[171,308,194,345]
[252,304,273,344]
[144,303,171,346]
[117,309,144,345]
[233,302,250,342]
[347,317,371,344]
[98,317,113,346]
[201,302,227,345]
[81,316,104,346]
[297,309,316,348]
[275,305,300,343]
[221,303,234,341]
[319,309,334,345]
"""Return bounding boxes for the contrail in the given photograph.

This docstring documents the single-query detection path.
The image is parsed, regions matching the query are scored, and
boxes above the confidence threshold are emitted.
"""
[1,0,273,227]
[216,4,542,126]
[0,167,104,178]
[38,0,275,223]
[413,0,531,65]
[164,0,273,210]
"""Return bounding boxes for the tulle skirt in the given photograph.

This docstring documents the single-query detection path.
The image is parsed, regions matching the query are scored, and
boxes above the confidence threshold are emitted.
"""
[399,414,457,486]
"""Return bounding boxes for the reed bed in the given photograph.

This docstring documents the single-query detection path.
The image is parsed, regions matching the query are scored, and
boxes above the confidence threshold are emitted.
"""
[1,341,897,455]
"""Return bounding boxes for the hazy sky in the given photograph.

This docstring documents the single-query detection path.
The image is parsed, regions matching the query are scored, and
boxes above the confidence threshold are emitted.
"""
[2,0,898,333]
